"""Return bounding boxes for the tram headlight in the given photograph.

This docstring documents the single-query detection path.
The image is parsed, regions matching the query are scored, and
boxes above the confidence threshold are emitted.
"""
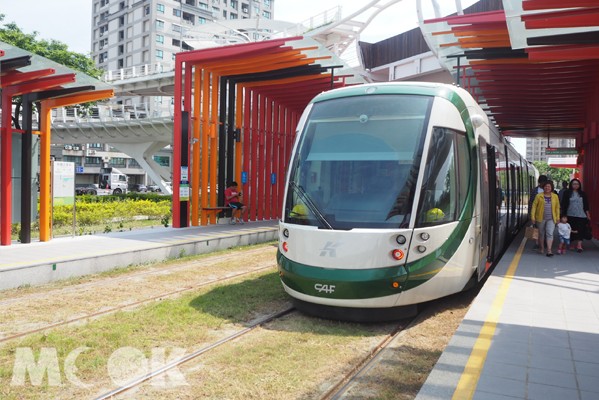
[416,245,427,253]
[282,228,289,238]
[420,232,430,241]
[395,235,407,245]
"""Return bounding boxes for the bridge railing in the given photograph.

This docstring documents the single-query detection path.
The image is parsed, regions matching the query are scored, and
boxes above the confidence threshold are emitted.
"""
[103,62,175,82]
[51,102,174,124]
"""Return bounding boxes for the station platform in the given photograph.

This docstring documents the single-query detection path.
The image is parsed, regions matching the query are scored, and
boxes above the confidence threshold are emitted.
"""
[417,233,599,400]
[0,220,278,291]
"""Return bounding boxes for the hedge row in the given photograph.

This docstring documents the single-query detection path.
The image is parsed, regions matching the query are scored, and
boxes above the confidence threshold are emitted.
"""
[53,199,171,227]
[77,192,172,203]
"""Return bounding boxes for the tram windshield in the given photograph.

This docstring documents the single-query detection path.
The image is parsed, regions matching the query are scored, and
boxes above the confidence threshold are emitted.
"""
[286,94,432,229]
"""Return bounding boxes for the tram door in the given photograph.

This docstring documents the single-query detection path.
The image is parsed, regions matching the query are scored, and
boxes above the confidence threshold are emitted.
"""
[476,140,492,280]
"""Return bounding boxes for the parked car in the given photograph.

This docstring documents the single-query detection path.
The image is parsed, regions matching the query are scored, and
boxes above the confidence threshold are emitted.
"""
[147,185,160,192]
[75,183,99,195]
[129,183,148,193]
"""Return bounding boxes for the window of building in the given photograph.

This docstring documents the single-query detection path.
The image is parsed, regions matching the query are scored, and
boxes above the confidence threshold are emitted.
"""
[119,30,125,40]
[198,1,208,9]
[156,34,164,44]
[185,0,196,5]
[63,156,82,166]
[172,24,182,32]
[153,155,170,167]
[157,3,165,13]
[262,10,270,18]
[230,0,238,9]
[172,38,181,47]
[198,17,206,24]
[118,58,124,68]
[119,15,125,26]
[230,13,237,19]
[156,19,165,30]
[110,157,126,167]
[128,158,141,168]
[85,157,102,165]
[118,44,124,55]
[145,5,151,15]
[173,8,181,17]
[156,49,164,59]
[263,0,270,7]
[182,11,195,24]
[88,143,103,149]
[100,0,110,7]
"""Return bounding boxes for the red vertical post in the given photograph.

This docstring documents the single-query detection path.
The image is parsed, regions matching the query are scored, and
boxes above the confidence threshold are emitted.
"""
[264,98,273,220]
[256,94,266,220]
[249,90,259,221]
[172,58,183,228]
[243,88,252,220]
[1,91,13,245]
[271,101,280,219]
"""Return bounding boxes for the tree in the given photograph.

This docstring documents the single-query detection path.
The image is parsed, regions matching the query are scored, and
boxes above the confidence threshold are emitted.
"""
[532,161,576,186]
[0,15,104,128]
[0,15,102,78]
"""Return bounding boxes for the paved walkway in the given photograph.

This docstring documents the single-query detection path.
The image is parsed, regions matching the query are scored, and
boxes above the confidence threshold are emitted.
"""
[417,234,599,400]
[0,220,278,290]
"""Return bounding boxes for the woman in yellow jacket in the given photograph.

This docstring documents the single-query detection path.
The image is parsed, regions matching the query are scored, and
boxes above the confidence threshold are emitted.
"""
[531,180,560,256]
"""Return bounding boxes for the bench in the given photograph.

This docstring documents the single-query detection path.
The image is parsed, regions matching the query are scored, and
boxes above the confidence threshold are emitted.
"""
[201,206,232,223]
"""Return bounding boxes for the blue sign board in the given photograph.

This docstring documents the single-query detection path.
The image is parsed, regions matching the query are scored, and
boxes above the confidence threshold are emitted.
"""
[75,166,84,174]
[271,173,276,184]
[241,171,248,184]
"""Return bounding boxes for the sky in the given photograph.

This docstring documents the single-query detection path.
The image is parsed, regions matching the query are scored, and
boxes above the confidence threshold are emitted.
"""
[0,0,477,53]
[0,0,526,154]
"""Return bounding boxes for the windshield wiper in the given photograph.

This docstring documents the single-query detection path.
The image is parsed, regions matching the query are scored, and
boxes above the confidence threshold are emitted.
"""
[289,181,333,229]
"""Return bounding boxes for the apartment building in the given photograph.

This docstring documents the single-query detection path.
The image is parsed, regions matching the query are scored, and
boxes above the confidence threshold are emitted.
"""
[91,0,274,74]
[53,0,275,187]
[525,137,576,162]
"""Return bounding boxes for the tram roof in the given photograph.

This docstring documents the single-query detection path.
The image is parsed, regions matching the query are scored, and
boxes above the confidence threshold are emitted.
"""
[420,2,599,142]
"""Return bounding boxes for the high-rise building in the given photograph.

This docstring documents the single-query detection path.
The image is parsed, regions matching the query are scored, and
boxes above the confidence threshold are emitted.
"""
[91,0,274,73]
[91,0,274,116]
[525,137,576,162]
[83,0,275,187]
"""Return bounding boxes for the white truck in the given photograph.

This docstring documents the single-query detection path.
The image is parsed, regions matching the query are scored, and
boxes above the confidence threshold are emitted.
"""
[98,167,128,195]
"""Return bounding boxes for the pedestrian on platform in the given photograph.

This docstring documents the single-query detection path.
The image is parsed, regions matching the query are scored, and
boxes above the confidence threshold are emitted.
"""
[558,180,568,203]
[560,178,591,252]
[225,181,247,224]
[556,215,576,255]
[531,180,560,257]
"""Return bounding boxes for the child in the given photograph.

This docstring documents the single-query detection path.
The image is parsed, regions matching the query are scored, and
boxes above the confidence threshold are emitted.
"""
[557,215,577,255]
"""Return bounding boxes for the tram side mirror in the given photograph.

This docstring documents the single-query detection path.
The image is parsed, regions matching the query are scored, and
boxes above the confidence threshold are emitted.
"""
[470,114,485,129]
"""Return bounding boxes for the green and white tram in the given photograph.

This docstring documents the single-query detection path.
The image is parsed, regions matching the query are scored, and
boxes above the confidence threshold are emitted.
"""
[277,82,536,321]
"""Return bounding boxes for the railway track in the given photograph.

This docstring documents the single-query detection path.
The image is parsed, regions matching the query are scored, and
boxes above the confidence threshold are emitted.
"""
[0,264,276,344]
[93,307,296,400]
[0,246,276,308]
[320,316,417,400]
